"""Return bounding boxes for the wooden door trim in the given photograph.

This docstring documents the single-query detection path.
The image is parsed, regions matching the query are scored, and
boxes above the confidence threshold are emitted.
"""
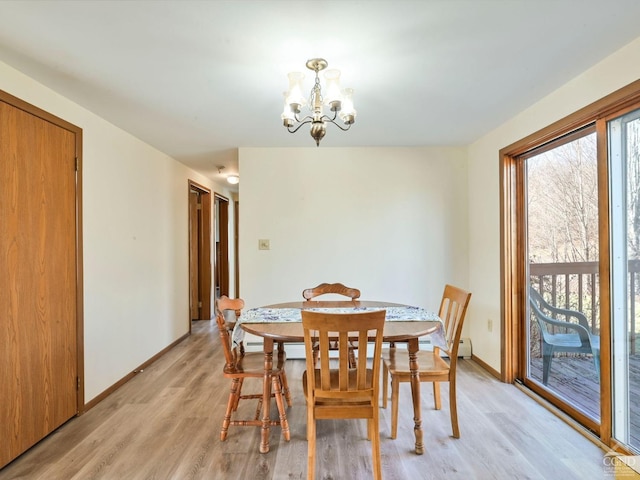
[0,89,85,414]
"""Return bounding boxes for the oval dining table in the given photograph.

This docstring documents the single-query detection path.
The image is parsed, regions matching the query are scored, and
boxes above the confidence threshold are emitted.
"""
[237,300,444,455]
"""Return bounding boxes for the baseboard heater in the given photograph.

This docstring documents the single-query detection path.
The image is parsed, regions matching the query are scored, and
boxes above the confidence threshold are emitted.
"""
[244,335,472,360]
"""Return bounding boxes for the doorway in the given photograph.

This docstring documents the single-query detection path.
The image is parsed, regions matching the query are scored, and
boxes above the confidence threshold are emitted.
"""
[502,80,640,452]
[215,194,230,299]
[188,181,212,321]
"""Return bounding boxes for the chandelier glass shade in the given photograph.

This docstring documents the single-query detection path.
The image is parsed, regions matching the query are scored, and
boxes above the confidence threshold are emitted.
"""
[281,58,356,146]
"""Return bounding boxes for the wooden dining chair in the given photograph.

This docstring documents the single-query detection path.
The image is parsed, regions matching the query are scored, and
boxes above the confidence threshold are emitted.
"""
[303,282,361,367]
[219,294,244,354]
[381,284,471,439]
[302,309,385,480]
[215,296,292,442]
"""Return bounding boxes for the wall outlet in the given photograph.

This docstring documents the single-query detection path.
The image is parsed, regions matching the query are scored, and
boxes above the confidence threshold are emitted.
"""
[487,318,493,332]
[258,239,270,250]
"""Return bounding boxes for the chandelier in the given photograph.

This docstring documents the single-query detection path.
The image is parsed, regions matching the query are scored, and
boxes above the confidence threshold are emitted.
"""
[281,58,356,146]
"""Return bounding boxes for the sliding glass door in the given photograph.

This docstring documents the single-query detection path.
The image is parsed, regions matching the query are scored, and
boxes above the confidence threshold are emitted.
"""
[608,107,640,451]
[523,128,601,426]
[520,106,640,449]
[503,80,640,451]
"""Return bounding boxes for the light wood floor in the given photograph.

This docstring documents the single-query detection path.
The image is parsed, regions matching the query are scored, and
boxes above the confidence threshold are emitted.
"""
[0,320,610,480]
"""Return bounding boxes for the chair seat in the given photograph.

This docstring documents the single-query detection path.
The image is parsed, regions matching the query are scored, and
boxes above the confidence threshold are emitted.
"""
[224,351,287,377]
[303,369,375,419]
[381,348,450,376]
[545,333,600,355]
[545,333,584,348]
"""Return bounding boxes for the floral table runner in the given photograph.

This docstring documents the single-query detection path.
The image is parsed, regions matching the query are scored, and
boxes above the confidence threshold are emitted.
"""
[233,305,445,348]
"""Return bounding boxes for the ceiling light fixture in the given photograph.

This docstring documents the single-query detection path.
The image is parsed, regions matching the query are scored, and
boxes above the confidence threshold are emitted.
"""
[281,58,356,147]
[217,166,239,185]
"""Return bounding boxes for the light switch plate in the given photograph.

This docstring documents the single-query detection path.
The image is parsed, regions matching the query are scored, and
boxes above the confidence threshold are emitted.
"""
[258,239,270,250]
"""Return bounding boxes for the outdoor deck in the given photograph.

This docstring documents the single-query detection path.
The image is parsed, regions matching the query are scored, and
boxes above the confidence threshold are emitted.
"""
[529,353,640,447]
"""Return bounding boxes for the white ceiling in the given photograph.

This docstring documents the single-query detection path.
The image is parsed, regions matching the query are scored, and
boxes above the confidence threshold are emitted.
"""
[1,0,639,183]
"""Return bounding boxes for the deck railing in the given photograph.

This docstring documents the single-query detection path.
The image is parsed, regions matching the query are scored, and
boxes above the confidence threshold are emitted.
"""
[530,260,639,354]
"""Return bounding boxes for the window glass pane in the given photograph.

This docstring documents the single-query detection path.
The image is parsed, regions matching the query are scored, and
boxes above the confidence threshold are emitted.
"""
[609,108,640,452]
[527,131,601,421]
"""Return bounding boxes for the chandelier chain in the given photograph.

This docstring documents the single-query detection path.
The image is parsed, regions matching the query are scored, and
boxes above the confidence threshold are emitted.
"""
[310,70,323,108]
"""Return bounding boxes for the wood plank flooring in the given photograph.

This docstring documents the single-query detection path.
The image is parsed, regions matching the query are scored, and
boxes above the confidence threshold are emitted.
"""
[0,320,611,479]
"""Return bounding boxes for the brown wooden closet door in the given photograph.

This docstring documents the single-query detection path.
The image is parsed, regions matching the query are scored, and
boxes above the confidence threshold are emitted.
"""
[0,100,78,467]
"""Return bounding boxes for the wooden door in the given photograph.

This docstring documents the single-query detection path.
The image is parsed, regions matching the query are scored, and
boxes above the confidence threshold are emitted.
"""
[0,94,81,468]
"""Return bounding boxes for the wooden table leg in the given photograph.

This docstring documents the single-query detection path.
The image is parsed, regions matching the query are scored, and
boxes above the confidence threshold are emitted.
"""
[277,341,292,407]
[260,338,274,454]
[408,337,424,455]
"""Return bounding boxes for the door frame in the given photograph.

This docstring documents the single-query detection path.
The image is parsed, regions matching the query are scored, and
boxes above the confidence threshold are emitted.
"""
[188,180,212,323]
[0,89,84,414]
[500,79,640,448]
[215,193,230,298]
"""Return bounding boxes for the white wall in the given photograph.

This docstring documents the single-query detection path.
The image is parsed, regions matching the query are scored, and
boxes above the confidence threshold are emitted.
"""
[0,60,224,402]
[467,36,640,372]
[238,147,469,314]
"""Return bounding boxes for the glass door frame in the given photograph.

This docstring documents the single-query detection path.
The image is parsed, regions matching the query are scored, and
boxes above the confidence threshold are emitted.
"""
[512,125,602,436]
[520,126,601,430]
[500,78,640,449]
